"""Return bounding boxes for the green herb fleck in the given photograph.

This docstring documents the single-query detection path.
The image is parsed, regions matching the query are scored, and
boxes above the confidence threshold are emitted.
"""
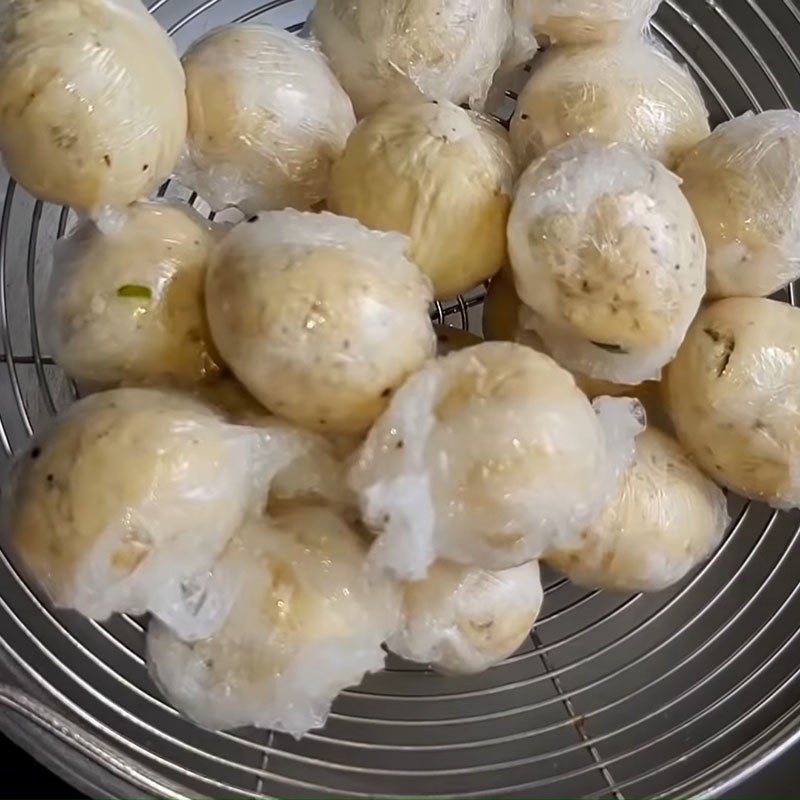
[117,285,152,300]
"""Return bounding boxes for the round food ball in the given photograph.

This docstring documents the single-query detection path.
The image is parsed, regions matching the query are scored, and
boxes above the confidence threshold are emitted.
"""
[389,559,543,674]
[46,201,221,390]
[0,0,186,213]
[179,24,355,215]
[7,388,265,633]
[516,0,660,45]
[350,341,644,579]
[664,298,800,508]
[206,211,435,435]
[508,139,706,385]
[510,38,709,169]
[547,428,729,592]
[329,101,516,299]
[147,509,400,735]
[677,110,800,298]
[310,0,513,118]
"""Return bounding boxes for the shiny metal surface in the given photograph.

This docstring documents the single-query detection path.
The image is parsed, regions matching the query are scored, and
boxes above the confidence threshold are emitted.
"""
[2,1,800,797]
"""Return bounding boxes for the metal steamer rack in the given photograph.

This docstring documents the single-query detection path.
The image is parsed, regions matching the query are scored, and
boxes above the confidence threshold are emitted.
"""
[2,1,800,797]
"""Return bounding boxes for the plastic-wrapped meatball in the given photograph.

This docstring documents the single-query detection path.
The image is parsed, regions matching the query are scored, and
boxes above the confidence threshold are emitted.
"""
[310,0,516,118]
[147,509,400,735]
[179,25,355,215]
[665,298,800,509]
[677,110,800,298]
[206,211,435,435]
[329,101,516,299]
[508,139,706,385]
[510,38,709,169]
[47,202,221,390]
[0,0,186,214]
[6,389,270,635]
[515,0,660,45]
[350,342,644,579]
[389,560,543,674]
[548,429,729,592]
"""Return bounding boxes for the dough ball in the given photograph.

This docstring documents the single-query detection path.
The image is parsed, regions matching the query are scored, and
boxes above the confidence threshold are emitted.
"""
[206,211,436,435]
[434,325,484,356]
[47,201,221,390]
[548,428,728,592]
[510,38,709,169]
[350,341,644,579]
[664,298,800,508]
[0,0,186,213]
[147,509,400,735]
[516,0,661,45]
[7,388,266,634]
[677,110,800,298]
[310,0,514,118]
[389,559,543,674]
[508,139,706,384]
[179,24,355,215]
[329,101,516,299]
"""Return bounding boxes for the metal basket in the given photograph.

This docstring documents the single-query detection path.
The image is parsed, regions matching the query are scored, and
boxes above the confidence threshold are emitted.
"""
[2,0,800,797]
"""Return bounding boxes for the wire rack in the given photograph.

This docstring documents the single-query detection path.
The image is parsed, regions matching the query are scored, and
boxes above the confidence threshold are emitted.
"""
[2,0,800,797]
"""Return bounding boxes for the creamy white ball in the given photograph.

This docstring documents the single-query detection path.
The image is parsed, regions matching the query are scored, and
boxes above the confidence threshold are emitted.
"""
[206,211,435,435]
[510,38,709,169]
[47,201,221,390]
[329,101,516,299]
[147,509,400,735]
[665,298,800,509]
[389,559,543,674]
[515,0,661,44]
[7,388,265,635]
[0,0,186,213]
[508,139,706,385]
[350,341,644,579]
[677,110,800,298]
[548,428,729,592]
[179,24,355,215]
[310,0,514,118]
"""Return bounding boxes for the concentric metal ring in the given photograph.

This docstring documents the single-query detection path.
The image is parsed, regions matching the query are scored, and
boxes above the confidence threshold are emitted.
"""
[2,1,800,797]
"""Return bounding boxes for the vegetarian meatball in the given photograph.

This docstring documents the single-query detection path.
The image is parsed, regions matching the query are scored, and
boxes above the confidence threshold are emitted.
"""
[510,38,709,169]
[310,0,516,118]
[677,110,800,298]
[8,388,265,635]
[508,139,706,384]
[664,297,800,509]
[389,559,543,674]
[547,428,729,592]
[0,0,186,213]
[47,201,221,390]
[329,101,516,299]
[206,211,435,435]
[147,509,400,735]
[350,341,644,579]
[179,24,355,215]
